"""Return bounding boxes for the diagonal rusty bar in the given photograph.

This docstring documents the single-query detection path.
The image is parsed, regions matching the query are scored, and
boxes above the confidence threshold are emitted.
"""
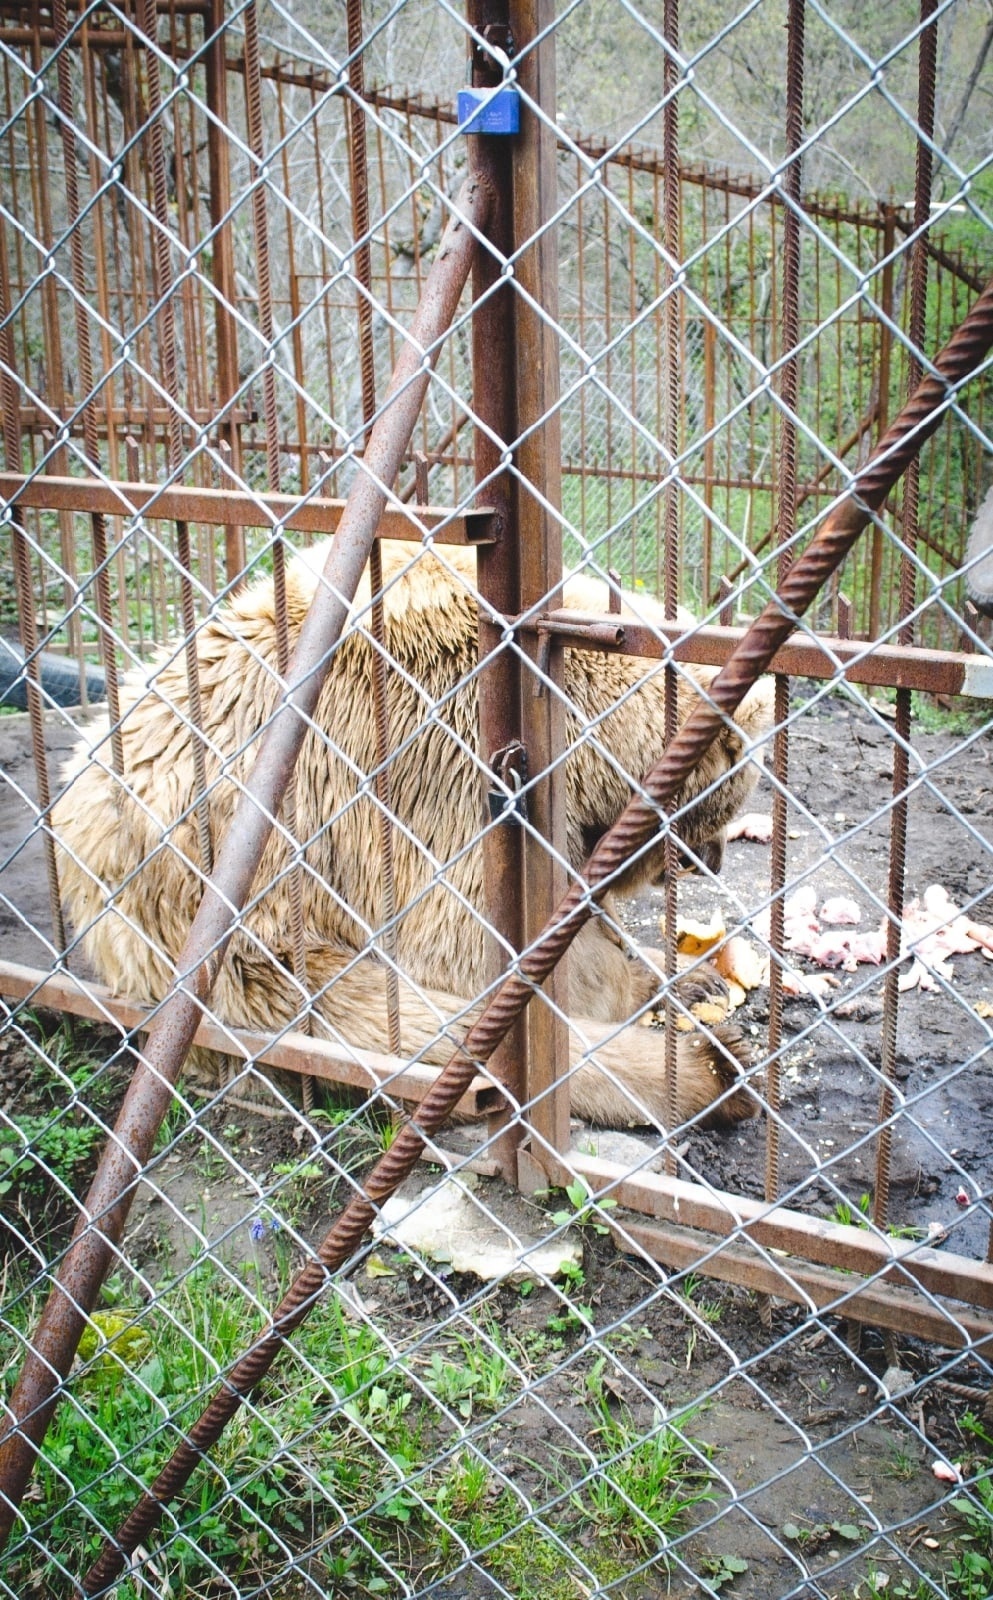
[81,277,993,1593]
[0,174,491,1551]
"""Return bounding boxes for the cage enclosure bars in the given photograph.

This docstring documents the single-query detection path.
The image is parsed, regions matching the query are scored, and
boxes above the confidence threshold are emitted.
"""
[0,174,492,1551]
[468,0,529,1182]
[875,0,938,1240]
[512,0,571,1177]
[346,0,403,1070]
[764,0,805,1288]
[83,276,993,1594]
[242,0,313,1103]
[661,0,681,1176]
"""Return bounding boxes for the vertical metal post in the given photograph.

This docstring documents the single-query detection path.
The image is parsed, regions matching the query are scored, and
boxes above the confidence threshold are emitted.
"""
[242,0,316,1104]
[766,0,804,1224]
[0,226,67,962]
[662,0,681,1167]
[511,0,571,1178]
[205,0,246,581]
[47,4,125,777]
[346,0,402,1065]
[869,205,897,640]
[137,0,213,873]
[875,0,937,1233]
[467,0,527,1182]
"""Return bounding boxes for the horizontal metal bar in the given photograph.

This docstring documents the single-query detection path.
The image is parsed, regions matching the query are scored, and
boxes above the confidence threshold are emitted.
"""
[0,961,498,1117]
[0,474,498,545]
[614,1218,993,1352]
[553,1152,993,1314]
[526,611,993,696]
[17,405,257,430]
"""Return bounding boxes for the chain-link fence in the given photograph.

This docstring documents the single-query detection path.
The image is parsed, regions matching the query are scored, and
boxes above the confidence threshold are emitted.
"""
[2,2,993,1596]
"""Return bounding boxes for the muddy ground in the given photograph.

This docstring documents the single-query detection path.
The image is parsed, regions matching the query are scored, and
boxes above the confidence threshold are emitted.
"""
[2,685,993,1598]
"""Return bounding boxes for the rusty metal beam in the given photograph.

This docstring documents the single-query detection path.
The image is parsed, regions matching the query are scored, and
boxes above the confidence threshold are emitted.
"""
[613,1219,993,1352]
[559,1152,993,1313]
[528,612,993,697]
[468,0,528,1184]
[0,473,497,545]
[0,173,492,1550]
[0,962,498,1117]
[513,0,572,1175]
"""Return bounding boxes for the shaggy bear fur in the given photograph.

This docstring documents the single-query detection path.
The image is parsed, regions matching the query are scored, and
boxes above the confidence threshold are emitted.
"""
[54,541,774,1130]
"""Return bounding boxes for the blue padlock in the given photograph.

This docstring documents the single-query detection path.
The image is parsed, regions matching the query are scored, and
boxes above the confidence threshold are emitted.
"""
[457,86,520,136]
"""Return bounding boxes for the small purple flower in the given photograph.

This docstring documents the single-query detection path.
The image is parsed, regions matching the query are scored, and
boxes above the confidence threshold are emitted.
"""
[249,1217,267,1242]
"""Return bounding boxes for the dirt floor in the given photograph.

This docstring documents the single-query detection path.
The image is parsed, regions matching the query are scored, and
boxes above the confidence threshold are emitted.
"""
[2,686,993,1598]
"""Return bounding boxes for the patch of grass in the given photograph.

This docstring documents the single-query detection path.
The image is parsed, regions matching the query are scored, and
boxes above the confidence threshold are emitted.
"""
[0,1019,131,1243]
[3,1248,721,1598]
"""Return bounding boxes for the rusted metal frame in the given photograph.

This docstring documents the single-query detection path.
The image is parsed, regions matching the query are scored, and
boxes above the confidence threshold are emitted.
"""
[0,960,500,1116]
[172,15,206,438]
[876,0,938,1239]
[0,177,491,1552]
[306,78,339,441]
[626,160,638,580]
[662,0,681,1171]
[869,207,897,640]
[611,1220,993,1352]
[24,29,64,640]
[22,16,85,692]
[82,18,131,663]
[50,0,125,778]
[204,0,245,581]
[560,1152,993,1313]
[398,413,470,502]
[0,473,498,543]
[135,0,214,873]
[602,146,614,546]
[467,0,527,1185]
[0,24,138,45]
[707,358,890,611]
[0,0,211,15]
[347,0,401,1068]
[511,0,571,1181]
[77,59,989,301]
[765,0,804,1255]
[524,614,993,698]
[652,164,664,591]
[78,270,993,1593]
[0,69,68,960]
[242,0,313,1102]
[358,84,986,292]
[276,76,309,498]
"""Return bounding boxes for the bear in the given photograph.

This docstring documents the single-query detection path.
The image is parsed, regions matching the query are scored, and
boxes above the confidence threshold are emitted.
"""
[52,539,774,1130]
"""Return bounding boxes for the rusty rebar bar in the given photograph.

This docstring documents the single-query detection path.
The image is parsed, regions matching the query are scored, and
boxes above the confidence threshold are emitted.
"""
[347,0,403,1061]
[83,277,993,1595]
[137,0,213,871]
[765,0,805,1218]
[875,0,938,1234]
[662,0,681,1168]
[51,0,124,780]
[0,193,68,961]
[0,177,491,1552]
[243,0,313,1101]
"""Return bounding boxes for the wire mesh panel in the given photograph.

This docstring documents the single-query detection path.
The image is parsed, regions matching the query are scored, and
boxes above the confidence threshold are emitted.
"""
[2,2,993,1598]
